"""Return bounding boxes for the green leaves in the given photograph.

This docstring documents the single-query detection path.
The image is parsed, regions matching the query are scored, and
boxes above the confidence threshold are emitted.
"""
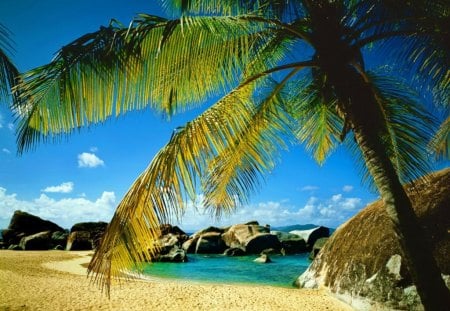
[0,23,19,105]
[14,15,275,153]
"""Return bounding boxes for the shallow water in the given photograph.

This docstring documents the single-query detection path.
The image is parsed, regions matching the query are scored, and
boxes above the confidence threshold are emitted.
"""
[143,253,310,288]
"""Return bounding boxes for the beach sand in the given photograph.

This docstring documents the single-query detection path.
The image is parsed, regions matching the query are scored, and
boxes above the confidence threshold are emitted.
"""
[0,250,353,310]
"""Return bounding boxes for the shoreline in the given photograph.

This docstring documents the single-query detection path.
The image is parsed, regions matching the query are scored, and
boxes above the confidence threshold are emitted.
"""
[0,250,353,310]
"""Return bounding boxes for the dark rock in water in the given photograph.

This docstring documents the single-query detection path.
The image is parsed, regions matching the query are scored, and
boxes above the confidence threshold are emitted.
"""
[296,168,450,310]
[1,211,63,247]
[222,223,270,249]
[273,231,307,254]
[245,233,281,254]
[289,226,329,250]
[19,231,52,250]
[157,246,188,262]
[223,247,246,256]
[66,231,92,250]
[254,254,272,263]
[195,232,226,254]
[309,237,328,260]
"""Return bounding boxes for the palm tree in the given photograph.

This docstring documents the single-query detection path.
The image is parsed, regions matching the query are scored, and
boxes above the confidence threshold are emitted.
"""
[13,0,449,309]
[0,23,19,104]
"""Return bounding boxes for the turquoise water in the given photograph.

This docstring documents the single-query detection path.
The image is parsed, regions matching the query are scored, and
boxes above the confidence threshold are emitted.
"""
[142,253,310,288]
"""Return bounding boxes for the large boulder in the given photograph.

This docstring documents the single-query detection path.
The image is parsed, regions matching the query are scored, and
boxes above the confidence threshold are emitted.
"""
[245,233,281,254]
[1,211,63,247]
[273,231,307,254]
[66,231,92,250]
[308,237,328,260]
[296,168,450,310]
[289,226,329,249]
[67,222,108,250]
[157,246,188,263]
[195,232,226,254]
[19,231,52,250]
[222,222,270,249]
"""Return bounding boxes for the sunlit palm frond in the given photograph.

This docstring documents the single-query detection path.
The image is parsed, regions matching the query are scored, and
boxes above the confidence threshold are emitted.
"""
[88,82,258,294]
[15,15,275,153]
[202,73,301,216]
[429,116,450,160]
[0,24,19,104]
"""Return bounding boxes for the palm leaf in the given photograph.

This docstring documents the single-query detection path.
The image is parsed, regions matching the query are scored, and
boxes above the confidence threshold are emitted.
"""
[88,81,259,294]
[15,15,277,152]
[0,23,19,104]
[429,116,450,160]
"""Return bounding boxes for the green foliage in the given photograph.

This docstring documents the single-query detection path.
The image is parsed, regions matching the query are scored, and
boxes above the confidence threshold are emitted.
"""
[0,23,19,104]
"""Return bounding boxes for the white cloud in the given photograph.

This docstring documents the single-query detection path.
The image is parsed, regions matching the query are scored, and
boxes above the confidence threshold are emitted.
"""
[7,123,14,131]
[89,146,98,153]
[342,185,353,192]
[42,182,74,193]
[2,148,11,154]
[174,193,364,232]
[0,187,116,229]
[300,185,319,192]
[78,152,104,168]
[0,113,3,128]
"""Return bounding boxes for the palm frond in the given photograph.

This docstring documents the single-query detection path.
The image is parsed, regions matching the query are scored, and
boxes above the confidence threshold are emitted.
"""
[0,24,19,104]
[202,71,302,216]
[283,77,343,164]
[88,81,259,294]
[14,15,276,153]
[429,116,450,160]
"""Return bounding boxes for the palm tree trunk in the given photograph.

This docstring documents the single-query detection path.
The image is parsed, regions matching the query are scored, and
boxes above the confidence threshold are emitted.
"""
[334,65,450,310]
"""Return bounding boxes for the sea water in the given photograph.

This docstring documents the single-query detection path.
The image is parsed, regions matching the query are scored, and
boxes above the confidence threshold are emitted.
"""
[142,253,310,288]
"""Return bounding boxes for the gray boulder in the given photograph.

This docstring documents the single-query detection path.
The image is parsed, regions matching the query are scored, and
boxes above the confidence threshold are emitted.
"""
[70,222,108,249]
[273,231,307,254]
[19,231,52,250]
[296,168,450,311]
[222,223,270,249]
[195,232,226,254]
[157,246,188,262]
[245,233,281,254]
[66,231,92,250]
[289,226,329,250]
[309,237,329,260]
[223,247,246,256]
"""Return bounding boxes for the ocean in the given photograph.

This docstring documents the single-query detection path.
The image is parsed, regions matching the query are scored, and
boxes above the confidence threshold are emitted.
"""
[143,253,310,288]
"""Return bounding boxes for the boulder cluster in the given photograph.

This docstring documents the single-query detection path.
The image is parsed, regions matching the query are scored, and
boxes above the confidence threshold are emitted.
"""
[153,221,330,262]
[0,210,107,251]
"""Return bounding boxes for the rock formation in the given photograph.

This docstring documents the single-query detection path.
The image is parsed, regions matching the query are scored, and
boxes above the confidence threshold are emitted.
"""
[66,222,108,250]
[296,168,450,310]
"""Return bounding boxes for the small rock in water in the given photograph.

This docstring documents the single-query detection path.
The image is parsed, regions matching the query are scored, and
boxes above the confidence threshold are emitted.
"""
[253,254,272,263]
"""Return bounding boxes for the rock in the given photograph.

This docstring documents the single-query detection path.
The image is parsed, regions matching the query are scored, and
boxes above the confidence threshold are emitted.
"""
[254,254,272,263]
[192,226,225,237]
[309,237,329,260]
[296,168,450,310]
[66,231,92,250]
[245,233,281,254]
[159,224,187,236]
[8,244,22,250]
[289,226,329,249]
[222,223,270,249]
[157,246,188,262]
[223,247,246,256]
[53,245,64,250]
[1,211,63,247]
[51,231,69,249]
[273,231,307,254]
[182,238,198,253]
[19,231,52,250]
[195,232,226,254]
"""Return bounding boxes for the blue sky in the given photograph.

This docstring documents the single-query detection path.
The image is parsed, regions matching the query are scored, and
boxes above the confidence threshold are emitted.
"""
[1,0,441,231]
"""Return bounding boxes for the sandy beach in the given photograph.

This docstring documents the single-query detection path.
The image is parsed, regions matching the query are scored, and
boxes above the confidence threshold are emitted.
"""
[0,250,353,310]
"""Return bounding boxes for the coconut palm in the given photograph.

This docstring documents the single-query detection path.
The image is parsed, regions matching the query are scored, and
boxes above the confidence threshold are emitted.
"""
[0,23,19,104]
[13,0,449,309]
